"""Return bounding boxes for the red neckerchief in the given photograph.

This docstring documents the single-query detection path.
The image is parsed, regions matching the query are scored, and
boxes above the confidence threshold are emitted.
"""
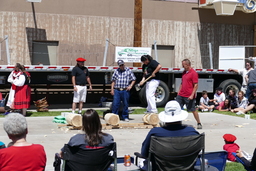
[217,91,222,95]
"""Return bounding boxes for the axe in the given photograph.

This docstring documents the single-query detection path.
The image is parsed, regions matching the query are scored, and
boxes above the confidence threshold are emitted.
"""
[135,76,152,91]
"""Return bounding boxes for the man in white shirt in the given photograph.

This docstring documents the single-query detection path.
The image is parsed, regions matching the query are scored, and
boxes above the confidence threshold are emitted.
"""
[213,87,226,106]
[228,61,253,94]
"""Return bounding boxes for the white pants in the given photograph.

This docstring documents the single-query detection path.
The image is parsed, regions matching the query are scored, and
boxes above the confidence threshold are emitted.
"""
[146,79,160,113]
[73,86,87,103]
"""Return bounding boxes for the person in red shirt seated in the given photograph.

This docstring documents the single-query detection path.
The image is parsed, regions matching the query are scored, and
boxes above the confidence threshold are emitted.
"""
[0,113,46,171]
[223,133,240,162]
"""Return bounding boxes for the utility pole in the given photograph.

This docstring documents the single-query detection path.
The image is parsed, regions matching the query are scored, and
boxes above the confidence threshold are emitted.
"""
[254,25,256,57]
[133,0,142,67]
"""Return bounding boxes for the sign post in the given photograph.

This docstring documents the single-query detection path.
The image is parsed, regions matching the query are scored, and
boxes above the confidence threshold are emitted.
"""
[133,0,142,67]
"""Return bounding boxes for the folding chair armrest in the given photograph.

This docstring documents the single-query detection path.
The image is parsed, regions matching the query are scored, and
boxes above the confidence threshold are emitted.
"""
[134,152,146,159]
[134,152,146,166]
[232,152,245,164]
[53,153,62,171]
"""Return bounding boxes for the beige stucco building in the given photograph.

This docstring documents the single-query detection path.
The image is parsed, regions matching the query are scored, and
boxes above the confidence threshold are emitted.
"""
[0,0,255,68]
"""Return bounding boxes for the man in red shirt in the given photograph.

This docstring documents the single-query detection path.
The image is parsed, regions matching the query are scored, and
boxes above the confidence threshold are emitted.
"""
[176,59,202,129]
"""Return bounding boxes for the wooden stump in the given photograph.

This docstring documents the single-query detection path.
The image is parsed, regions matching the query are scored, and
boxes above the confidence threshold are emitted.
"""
[66,113,82,127]
[142,113,159,125]
[105,113,120,126]
[142,114,150,124]
[0,107,5,113]
[33,97,49,112]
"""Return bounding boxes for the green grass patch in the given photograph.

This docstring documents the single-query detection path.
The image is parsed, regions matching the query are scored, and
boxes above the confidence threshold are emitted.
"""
[211,110,256,120]
[225,162,246,171]
[0,107,255,119]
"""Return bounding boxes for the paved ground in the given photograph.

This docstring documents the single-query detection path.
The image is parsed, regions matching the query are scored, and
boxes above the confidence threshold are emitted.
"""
[0,110,255,171]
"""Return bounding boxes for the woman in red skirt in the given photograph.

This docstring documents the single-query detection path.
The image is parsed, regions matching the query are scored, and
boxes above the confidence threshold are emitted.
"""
[7,63,31,116]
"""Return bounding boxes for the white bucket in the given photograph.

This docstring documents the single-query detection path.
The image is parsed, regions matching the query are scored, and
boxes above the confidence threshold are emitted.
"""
[61,112,73,117]
[244,114,250,119]
[102,102,112,107]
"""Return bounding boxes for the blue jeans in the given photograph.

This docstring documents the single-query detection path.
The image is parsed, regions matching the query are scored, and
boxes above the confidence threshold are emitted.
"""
[246,83,256,98]
[112,89,130,120]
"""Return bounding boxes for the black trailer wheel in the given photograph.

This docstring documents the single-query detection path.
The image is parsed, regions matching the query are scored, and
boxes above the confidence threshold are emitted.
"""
[219,79,241,95]
[138,85,147,106]
[155,81,170,107]
[138,81,170,107]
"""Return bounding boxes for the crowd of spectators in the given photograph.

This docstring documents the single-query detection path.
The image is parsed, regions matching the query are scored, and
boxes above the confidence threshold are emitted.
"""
[199,86,256,115]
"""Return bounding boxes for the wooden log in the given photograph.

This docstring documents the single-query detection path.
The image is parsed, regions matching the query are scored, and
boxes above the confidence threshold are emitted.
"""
[65,113,82,127]
[146,113,159,125]
[37,108,49,112]
[0,107,5,113]
[142,113,159,125]
[104,113,120,126]
[101,123,158,130]
[142,114,149,124]
[37,104,49,108]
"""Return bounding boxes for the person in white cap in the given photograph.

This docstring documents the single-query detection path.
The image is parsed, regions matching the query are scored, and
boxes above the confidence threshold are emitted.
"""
[140,100,199,158]
[110,60,136,122]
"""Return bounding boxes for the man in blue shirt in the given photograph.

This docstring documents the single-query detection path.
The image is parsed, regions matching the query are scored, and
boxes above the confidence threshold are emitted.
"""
[111,60,136,122]
[141,100,199,158]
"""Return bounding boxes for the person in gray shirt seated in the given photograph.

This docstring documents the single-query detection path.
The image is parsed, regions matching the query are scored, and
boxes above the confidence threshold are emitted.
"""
[246,67,256,98]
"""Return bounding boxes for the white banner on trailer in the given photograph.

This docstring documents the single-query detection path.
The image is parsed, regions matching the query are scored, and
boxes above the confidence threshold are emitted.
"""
[115,47,151,63]
[27,0,42,2]
[218,46,245,70]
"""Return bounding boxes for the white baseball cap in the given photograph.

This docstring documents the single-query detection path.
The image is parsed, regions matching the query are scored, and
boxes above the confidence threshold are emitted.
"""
[159,100,188,123]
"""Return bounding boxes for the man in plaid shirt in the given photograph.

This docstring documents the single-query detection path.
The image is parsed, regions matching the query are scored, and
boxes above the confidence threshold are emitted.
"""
[111,60,136,121]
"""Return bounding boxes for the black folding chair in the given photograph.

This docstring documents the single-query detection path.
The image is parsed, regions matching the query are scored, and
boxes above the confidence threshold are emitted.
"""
[195,151,227,171]
[135,133,205,171]
[54,142,117,171]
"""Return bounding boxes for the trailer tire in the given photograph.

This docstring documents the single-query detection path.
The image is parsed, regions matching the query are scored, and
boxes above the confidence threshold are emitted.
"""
[156,81,170,107]
[219,79,241,95]
[138,85,147,106]
[138,81,170,107]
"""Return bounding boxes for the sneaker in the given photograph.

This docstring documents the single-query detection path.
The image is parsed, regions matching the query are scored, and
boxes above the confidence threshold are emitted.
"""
[203,109,209,112]
[236,111,244,115]
[197,123,202,129]
[124,118,129,122]
[209,108,213,112]
[144,111,155,114]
